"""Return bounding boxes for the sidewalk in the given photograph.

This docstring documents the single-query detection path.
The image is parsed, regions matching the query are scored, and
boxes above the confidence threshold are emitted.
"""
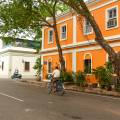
[18,79,48,87]
[65,85,120,97]
[18,79,120,97]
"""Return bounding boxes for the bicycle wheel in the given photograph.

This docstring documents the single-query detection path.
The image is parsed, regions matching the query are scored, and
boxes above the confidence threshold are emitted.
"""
[47,82,52,94]
[56,81,64,96]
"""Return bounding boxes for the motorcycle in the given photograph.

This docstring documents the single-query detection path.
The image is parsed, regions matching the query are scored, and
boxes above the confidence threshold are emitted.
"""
[47,74,64,96]
[11,71,22,80]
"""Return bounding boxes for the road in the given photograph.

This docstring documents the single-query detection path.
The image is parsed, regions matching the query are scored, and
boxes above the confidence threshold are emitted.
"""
[0,79,120,120]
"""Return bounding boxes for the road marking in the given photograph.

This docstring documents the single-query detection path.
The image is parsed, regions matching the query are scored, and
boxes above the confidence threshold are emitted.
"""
[66,90,120,101]
[25,108,34,112]
[48,101,53,104]
[0,92,24,102]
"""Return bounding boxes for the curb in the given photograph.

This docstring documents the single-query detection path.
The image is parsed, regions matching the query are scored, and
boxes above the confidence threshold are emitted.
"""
[16,80,48,87]
[17,80,120,98]
[65,87,120,98]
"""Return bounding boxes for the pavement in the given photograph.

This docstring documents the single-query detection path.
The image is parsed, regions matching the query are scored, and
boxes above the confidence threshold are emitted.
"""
[0,79,120,120]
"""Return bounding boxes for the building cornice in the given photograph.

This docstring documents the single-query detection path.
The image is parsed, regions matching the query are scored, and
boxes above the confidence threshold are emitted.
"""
[41,41,120,57]
[0,47,37,54]
[45,0,118,24]
[41,34,120,54]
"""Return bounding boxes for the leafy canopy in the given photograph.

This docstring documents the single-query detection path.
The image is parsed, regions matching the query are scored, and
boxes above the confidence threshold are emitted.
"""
[0,0,69,39]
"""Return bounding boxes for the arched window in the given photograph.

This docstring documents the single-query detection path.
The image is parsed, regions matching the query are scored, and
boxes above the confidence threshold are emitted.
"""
[84,53,92,74]
[47,58,52,74]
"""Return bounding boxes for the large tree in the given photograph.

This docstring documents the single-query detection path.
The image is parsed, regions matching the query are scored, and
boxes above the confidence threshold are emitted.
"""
[60,0,120,77]
[0,0,67,72]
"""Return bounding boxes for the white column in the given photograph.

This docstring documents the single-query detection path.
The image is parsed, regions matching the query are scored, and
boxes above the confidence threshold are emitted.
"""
[41,28,44,80]
[42,28,45,50]
[72,50,76,72]
[8,55,12,78]
[73,16,77,44]
[41,55,44,80]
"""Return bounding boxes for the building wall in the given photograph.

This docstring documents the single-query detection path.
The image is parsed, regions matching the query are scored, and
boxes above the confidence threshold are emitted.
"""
[0,52,39,79]
[42,53,72,79]
[11,55,37,79]
[41,0,120,82]
[44,13,74,49]
[0,55,10,78]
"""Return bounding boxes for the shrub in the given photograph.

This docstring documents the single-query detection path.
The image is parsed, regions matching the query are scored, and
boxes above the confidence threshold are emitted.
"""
[105,61,114,73]
[60,71,74,83]
[76,71,86,87]
[116,85,120,92]
[93,66,112,89]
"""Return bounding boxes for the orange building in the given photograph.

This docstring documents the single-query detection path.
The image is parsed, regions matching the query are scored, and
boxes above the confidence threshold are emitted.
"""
[41,0,120,83]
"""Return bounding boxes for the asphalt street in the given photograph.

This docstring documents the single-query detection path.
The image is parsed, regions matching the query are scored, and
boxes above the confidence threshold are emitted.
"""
[0,79,120,120]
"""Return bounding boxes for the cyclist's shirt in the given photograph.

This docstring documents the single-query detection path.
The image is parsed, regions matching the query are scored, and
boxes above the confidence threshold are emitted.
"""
[52,69,60,78]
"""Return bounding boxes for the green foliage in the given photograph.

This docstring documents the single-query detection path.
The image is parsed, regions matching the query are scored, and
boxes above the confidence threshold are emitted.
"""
[2,37,16,45]
[0,0,69,37]
[93,65,112,89]
[105,61,114,74]
[60,71,74,82]
[116,85,120,92]
[33,57,42,80]
[76,71,86,86]
[72,71,77,82]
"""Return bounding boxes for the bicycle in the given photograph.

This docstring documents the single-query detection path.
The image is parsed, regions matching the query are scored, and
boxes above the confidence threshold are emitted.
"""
[47,74,64,96]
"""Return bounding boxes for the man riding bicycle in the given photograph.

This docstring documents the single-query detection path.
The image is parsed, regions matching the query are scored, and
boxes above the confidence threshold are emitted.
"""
[52,66,60,92]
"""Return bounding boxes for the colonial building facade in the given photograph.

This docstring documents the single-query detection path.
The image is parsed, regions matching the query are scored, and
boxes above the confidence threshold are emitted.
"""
[41,0,120,83]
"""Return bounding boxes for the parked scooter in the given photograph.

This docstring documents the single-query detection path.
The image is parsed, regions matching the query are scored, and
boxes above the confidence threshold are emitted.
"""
[11,69,22,80]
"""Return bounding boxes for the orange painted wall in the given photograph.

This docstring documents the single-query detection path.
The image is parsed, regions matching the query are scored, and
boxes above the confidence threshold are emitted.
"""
[44,14,73,49]
[42,53,72,79]
[43,0,120,49]
[42,0,120,83]
[77,1,120,43]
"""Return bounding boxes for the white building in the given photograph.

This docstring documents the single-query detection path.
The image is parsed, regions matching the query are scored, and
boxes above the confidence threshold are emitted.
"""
[0,38,40,79]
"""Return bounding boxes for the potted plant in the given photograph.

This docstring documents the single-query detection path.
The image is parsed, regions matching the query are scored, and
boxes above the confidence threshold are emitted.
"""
[93,65,112,90]
[76,71,86,88]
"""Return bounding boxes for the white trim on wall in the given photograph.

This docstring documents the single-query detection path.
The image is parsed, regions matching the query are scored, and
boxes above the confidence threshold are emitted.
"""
[90,0,118,11]
[42,50,72,57]
[41,34,120,53]
[41,41,120,57]
[43,17,73,30]
[41,55,43,80]
[72,50,76,72]
[73,16,77,43]
[42,28,45,50]
[9,55,12,77]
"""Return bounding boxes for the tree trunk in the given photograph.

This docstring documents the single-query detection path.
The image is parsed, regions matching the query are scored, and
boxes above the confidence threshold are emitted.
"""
[53,16,66,72]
